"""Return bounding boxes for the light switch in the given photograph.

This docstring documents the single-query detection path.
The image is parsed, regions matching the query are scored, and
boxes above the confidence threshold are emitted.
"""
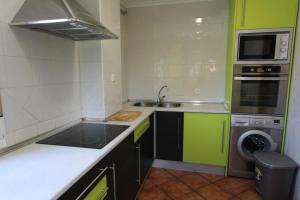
[111,73,116,83]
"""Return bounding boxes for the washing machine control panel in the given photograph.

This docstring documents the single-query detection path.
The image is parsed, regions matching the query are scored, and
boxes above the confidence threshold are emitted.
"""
[231,115,284,129]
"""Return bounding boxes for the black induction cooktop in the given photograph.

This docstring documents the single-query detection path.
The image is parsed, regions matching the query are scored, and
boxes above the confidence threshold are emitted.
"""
[37,123,129,149]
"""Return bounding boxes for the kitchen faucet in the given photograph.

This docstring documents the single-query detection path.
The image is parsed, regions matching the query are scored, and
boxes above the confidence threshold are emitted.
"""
[157,85,168,103]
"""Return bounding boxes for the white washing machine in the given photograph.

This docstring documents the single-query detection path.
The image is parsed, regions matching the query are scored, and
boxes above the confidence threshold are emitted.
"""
[228,115,284,178]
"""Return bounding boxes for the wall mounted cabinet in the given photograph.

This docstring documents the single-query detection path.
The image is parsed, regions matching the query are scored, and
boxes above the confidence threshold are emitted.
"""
[183,113,230,166]
[235,0,299,30]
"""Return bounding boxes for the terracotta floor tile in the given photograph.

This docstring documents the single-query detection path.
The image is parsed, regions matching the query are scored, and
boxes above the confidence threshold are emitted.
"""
[138,187,171,200]
[199,173,225,183]
[179,174,210,189]
[142,179,155,190]
[235,178,256,186]
[159,179,192,199]
[238,189,263,200]
[166,168,193,177]
[175,192,205,200]
[197,184,232,200]
[215,178,251,195]
[148,168,174,185]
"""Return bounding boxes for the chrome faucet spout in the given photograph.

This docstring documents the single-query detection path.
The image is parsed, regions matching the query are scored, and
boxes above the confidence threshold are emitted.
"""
[157,85,168,103]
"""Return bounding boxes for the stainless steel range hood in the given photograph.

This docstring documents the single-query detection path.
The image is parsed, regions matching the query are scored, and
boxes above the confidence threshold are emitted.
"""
[10,0,118,41]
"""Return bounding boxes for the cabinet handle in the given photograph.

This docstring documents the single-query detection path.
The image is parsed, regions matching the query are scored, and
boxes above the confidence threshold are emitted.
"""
[221,120,225,153]
[110,163,117,200]
[75,167,108,200]
[177,118,180,150]
[241,0,246,27]
[136,144,141,185]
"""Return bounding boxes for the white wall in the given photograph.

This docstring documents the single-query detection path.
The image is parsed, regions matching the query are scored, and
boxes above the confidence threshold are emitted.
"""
[124,0,229,102]
[121,11,128,101]
[101,0,123,117]
[79,0,122,119]
[0,1,82,148]
[78,0,105,119]
[285,11,300,199]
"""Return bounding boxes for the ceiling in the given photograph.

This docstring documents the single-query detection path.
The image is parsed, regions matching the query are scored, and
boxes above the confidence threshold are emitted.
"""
[121,0,211,8]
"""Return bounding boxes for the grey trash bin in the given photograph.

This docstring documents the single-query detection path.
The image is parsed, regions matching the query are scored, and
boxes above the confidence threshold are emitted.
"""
[253,151,299,200]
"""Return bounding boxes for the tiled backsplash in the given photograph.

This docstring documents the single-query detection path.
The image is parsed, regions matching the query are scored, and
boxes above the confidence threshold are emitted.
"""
[124,0,229,102]
[0,1,81,148]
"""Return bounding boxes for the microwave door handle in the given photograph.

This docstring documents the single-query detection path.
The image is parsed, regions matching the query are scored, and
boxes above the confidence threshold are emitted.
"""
[234,77,288,81]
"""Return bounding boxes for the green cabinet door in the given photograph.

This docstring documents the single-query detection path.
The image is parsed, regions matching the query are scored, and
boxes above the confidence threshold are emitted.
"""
[183,113,230,166]
[235,0,298,29]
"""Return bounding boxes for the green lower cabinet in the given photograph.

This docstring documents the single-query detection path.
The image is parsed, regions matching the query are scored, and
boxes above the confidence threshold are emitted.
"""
[183,113,230,166]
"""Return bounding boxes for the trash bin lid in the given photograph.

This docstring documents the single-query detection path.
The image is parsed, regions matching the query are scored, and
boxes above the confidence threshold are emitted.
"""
[253,151,299,169]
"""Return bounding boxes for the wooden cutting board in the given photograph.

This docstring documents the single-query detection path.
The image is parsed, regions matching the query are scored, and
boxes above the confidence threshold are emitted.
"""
[108,111,142,122]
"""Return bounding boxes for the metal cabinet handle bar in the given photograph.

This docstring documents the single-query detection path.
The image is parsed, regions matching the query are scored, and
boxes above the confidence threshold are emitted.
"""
[110,163,117,200]
[177,118,180,150]
[75,167,109,200]
[136,145,141,185]
[234,77,288,81]
[221,120,225,153]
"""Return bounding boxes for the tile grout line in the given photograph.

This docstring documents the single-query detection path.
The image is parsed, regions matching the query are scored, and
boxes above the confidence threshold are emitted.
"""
[162,168,209,200]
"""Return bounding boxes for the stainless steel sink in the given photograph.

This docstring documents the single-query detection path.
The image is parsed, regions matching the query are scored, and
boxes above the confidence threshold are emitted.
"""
[133,101,157,107]
[157,102,181,108]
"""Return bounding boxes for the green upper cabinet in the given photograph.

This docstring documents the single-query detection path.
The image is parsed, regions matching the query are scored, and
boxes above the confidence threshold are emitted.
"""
[235,0,299,29]
[183,113,230,166]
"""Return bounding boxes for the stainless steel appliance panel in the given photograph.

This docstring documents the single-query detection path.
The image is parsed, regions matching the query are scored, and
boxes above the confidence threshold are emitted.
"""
[228,115,284,178]
[232,65,289,116]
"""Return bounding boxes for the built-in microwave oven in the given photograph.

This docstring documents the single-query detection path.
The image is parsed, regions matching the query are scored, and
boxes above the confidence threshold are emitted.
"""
[235,29,292,64]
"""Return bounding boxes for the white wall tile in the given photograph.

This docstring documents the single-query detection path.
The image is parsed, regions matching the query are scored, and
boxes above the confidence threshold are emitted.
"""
[79,62,102,83]
[0,0,82,148]
[2,57,36,88]
[0,22,4,56]
[78,41,102,62]
[124,1,228,102]
[1,88,39,133]
[3,25,32,58]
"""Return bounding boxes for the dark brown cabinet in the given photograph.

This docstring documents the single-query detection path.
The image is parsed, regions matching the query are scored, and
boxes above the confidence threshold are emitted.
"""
[59,114,154,200]
[156,111,183,161]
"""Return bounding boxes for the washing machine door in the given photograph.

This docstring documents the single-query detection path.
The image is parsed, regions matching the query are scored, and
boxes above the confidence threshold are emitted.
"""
[237,130,278,162]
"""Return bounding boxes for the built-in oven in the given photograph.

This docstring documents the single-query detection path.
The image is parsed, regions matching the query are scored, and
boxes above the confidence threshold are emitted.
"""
[235,29,292,64]
[232,65,289,116]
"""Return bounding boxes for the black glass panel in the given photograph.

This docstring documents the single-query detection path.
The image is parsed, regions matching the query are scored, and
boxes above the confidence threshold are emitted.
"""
[240,80,279,107]
[239,35,276,59]
[37,123,129,149]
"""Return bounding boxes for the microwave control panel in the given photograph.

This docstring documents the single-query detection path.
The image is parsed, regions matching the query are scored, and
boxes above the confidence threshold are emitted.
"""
[275,34,290,60]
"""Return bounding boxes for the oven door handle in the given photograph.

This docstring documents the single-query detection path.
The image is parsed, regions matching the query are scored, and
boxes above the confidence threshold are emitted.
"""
[234,77,288,81]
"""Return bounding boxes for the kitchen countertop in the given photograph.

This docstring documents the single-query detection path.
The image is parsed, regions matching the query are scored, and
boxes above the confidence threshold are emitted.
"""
[0,108,154,200]
[0,103,228,200]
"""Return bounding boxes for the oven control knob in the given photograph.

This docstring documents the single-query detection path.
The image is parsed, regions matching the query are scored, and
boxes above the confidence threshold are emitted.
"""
[280,48,287,53]
[268,68,272,72]
[281,41,288,46]
[251,68,255,72]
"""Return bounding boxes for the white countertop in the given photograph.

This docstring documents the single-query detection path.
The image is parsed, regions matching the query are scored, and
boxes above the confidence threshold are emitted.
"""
[0,108,154,200]
[0,103,228,200]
